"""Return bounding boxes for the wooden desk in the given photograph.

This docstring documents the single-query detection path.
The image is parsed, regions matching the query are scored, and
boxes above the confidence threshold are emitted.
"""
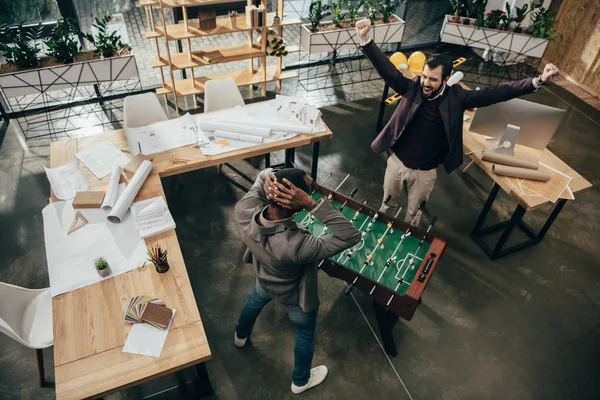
[463,109,592,259]
[49,118,333,399]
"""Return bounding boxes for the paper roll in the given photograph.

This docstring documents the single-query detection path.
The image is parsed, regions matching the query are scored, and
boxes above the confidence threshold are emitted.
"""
[214,130,263,144]
[101,166,122,210]
[481,151,539,170]
[198,121,271,137]
[492,164,551,182]
[108,160,153,223]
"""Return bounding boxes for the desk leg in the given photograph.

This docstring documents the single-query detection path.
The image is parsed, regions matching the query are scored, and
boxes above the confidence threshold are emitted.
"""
[265,153,270,168]
[376,84,390,133]
[194,363,213,397]
[471,183,500,237]
[536,199,567,242]
[491,204,526,258]
[311,142,320,181]
[284,149,294,168]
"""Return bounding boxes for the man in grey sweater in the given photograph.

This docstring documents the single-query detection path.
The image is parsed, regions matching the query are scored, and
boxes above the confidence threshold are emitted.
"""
[234,168,361,394]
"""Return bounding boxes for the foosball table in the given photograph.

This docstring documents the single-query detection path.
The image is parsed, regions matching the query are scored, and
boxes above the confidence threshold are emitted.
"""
[294,184,447,320]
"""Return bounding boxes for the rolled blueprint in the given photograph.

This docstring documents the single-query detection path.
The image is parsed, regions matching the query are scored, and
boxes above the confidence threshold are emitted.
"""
[481,151,539,170]
[108,160,153,223]
[214,130,263,144]
[492,164,551,182]
[101,166,122,210]
[198,121,271,137]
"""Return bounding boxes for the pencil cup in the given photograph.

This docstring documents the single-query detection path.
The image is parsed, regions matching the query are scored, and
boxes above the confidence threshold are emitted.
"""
[153,260,170,273]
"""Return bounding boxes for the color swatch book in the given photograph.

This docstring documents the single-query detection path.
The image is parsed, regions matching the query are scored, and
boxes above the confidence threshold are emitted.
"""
[124,296,166,324]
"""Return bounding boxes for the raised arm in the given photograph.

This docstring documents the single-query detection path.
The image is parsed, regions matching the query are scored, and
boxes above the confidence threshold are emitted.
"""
[356,19,415,96]
[234,168,274,220]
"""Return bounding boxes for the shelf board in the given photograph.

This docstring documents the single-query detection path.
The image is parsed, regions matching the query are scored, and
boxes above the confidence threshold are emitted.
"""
[156,65,297,97]
[152,44,264,69]
[146,14,302,40]
[140,0,239,8]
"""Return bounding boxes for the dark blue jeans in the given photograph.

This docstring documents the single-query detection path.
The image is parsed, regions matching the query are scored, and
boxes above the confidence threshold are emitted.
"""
[236,281,318,386]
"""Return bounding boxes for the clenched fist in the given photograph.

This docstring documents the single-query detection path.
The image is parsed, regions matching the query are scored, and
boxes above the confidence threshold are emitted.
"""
[355,19,371,46]
[541,63,559,83]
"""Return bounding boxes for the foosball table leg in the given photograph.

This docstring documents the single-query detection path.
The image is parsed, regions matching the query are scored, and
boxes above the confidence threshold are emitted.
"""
[372,301,399,357]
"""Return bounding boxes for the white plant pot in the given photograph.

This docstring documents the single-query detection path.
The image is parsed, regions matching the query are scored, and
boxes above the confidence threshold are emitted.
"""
[439,15,550,59]
[301,15,405,54]
[0,54,138,98]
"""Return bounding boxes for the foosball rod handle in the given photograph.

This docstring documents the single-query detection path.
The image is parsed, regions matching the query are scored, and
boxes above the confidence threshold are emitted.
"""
[344,278,358,296]
[349,187,358,198]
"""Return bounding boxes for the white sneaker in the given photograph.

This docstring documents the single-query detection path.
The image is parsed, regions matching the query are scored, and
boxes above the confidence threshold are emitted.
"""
[234,331,247,348]
[291,365,328,394]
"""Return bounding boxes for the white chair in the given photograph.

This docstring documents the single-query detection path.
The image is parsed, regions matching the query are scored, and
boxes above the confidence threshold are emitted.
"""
[123,92,169,128]
[204,78,245,113]
[0,282,53,387]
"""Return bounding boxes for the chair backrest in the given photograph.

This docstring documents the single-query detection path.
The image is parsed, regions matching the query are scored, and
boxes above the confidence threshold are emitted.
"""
[123,92,169,128]
[389,52,408,70]
[408,51,427,74]
[204,78,245,113]
[0,282,37,346]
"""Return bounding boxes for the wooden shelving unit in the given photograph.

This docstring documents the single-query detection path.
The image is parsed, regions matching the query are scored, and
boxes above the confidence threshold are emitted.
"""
[141,0,300,112]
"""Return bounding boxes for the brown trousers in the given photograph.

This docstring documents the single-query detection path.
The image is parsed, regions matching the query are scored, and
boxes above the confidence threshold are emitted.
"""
[381,153,437,226]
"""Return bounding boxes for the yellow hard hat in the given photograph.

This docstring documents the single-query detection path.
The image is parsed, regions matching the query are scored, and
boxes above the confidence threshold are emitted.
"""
[408,51,427,73]
[389,52,408,70]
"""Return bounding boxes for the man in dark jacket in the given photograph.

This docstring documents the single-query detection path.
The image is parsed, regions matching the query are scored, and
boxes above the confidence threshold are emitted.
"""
[355,19,560,225]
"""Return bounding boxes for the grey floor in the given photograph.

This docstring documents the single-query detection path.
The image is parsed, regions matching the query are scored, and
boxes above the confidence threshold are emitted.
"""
[1,75,599,400]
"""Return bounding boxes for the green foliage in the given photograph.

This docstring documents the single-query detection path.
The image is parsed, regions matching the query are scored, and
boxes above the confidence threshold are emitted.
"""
[328,0,346,27]
[475,0,487,29]
[527,7,557,41]
[513,1,539,27]
[503,2,512,29]
[308,0,330,31]
[94,257,109,271]
[45,18,81,64]
[450,0,464,19]
[485,9,505,29]
[380,0,402,23]
[345,0,365,22]
[0,23,43,69]
[84,15,131,58]
[365,0,379,24]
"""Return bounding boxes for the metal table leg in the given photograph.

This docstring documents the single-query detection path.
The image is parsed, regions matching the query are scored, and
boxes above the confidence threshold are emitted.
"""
[311,141,320,180]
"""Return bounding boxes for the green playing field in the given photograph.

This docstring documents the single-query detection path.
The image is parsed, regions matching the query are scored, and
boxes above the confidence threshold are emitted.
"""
[294,194,430,296]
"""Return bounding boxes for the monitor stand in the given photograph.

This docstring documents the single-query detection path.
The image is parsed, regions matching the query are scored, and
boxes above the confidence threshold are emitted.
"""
[493,124,520,156]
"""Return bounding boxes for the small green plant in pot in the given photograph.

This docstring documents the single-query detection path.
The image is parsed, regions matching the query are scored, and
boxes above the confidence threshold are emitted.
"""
[84,15,131,59]
[380,0,402,24]
[0,23,43,69]
[527,7,557,41]
[450,0,463,23]
[345,0,365,26]
[475,0,488,29]
[45,17,81,64]
[328,0,346,28]
[308,0,330,32]
[365,0,379,24]
[95,257,111,277]
[512,1,538,33]
[485,9,505,29]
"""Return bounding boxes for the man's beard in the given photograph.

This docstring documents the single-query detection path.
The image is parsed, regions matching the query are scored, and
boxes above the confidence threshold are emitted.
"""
[421,83,442,99]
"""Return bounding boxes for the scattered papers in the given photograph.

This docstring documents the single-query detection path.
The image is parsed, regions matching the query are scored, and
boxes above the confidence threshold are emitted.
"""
[101,166,122,209]
[44,160,89,200]
[42,184,147,297]
[501,162,573,203]
[125,113,198,156]
[131,196,176,238]
[75,141,130,179]
[122,309,176,358]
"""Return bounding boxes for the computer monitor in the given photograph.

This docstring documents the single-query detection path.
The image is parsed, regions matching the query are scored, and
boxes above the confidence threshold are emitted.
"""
[469,98,566,154]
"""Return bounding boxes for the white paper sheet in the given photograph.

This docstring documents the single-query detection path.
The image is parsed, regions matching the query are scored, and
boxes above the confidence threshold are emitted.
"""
[200,131,297,156]
[122,309,176,357]
[42,184,148,297]
[125,113,198,156]
[108,160,153,223]
[44,160,89,200]
[101,166,122,209]
[75,141,131,180]
[132,197,176,239]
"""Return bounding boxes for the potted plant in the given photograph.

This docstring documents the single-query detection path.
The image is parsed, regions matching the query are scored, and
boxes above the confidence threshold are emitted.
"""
[450,0,463,23]
[512,1,538,33]
[95,257,111,277]
[328,0,346,28]
[380,0,401,24]
[84,15,131,59]
[228,10,238,28]
[365,0,379,24]
[485,9,504,30]
[45,17,81,64]
[308,0,330,32]
[0,24,43,71]
[346,0,365,27]
[502,2,512,30]
[527,7,557,41]
[475,0,487,28]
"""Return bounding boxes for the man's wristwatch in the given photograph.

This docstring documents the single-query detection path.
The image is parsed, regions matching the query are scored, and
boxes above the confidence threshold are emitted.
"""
[537,74,545,85]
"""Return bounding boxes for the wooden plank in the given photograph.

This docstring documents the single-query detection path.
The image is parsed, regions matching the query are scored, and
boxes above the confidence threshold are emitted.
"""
[155,65,297,96]
[55,321,211,400]
[152,44,265,69]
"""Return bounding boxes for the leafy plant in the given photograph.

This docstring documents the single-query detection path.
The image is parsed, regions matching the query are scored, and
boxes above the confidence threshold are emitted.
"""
[94,257,109,271]
[346,0,365,24]
[485,9,505,29]
[475,0,487,28]
[380,0,402,23]
[0,23,43,69]
[450,0,464,21]
[527,7,556,40]
[84,15,131,58]
[502,2,512,30]
[328,0,346,28]
[308,0,330,32]
[513,1,538,33]
[365,0,379,24]
[45,17,81,64]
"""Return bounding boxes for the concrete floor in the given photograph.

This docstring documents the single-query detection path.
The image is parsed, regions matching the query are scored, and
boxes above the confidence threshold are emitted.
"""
[0,78,599,400]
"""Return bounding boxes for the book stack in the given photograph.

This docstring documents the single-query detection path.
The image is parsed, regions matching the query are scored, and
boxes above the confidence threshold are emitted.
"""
[245,5,265,28]
[124,296,174,330]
